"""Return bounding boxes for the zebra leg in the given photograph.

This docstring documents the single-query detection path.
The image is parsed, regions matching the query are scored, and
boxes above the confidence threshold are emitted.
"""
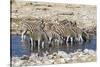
[42,41,44,48]
[70,37,73,43]
[57,39,59,47]
[38,39,40,52]
[48,37,52,45]
[66,36,70,44]
[33,40,36,48]
[57,39,59,45]
[60,37,63,45]
[66,41,69,47]
[60,40,63,45]
[70,37,73,46]
[53,39,56,46]
[54,39,57,46]
[79,34,83,42]
[30,37,33,52]
[21,30,27,42]
[75,36,78,42]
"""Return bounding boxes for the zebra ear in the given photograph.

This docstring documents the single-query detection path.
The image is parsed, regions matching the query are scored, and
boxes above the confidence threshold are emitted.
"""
[39,19,45,29]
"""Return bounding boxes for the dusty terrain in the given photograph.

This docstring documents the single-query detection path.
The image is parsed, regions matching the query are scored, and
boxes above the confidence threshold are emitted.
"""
[11,1,96,35]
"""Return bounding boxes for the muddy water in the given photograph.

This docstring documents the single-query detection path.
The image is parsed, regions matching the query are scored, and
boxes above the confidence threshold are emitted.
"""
[10,34,96,57]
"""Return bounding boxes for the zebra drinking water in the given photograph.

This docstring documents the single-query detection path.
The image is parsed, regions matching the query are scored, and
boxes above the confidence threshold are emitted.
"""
[44,23,63,46]
[50,23,76,44]
[19,18,89,54]
[20,19,48,52]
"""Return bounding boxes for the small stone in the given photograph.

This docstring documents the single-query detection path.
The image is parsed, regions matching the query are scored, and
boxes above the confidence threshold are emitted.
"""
[71,56,78,60]
[77,49,82,52]
[58,51,68,58]
[60,58,65,63]
[48,55,53,59]
[78,53,84,57]
[88,50,96,55]
[53,52,57,56]
[56,55,61,58]
[28,62,36,65]
[64,58,71,62]
[43,60,52,64]
[52,56,56,59]
[12,57,20,62]
[22,60,29,65]
[55,58,65,64]
[53,62,57,64]
[83,49,89,54]
[80,56,87,62]
[48,59,54,63]
[36,60,42,64]
[14,60,24,66]
[21,55,29,60]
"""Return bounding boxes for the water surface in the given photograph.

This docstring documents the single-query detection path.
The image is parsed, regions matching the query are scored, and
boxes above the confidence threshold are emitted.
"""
[10,34,96,57]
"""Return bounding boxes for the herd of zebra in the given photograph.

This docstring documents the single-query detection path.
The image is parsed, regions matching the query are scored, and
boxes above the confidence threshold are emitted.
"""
[19,18,89,52]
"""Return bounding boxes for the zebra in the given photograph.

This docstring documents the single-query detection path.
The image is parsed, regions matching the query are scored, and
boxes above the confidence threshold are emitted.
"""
[50,23,77,44]
[46,30,62,46]
[44,23,62,46]
[57,20,89,43]
[20,19,48,52]
[72,26,89,42]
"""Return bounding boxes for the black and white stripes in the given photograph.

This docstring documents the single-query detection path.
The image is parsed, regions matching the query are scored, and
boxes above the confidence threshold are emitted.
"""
[20,19,47,52]
[20,19,89,53]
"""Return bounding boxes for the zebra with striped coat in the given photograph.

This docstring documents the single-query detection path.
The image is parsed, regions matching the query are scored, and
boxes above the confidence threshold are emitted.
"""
[51,23,77,44]
[44,23,62,46]
[20,19,48,52]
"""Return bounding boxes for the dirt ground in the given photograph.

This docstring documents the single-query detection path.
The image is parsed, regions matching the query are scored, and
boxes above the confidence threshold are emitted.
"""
[11,1,96,35]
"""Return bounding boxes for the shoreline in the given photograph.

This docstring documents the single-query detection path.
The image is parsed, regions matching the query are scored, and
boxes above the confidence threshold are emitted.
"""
[11,49,96,66]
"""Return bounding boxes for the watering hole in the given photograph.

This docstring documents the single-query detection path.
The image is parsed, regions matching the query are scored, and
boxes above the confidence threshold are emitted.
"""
[10,34,96,57]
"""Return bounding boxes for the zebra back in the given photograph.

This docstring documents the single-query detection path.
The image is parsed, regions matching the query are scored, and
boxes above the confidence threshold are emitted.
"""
[51,23,77,37]
[20,19,45,34]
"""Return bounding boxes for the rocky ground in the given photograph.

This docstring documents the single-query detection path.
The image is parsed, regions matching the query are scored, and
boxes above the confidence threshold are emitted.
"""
[11,49,96,66]
[11,1,96,35]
